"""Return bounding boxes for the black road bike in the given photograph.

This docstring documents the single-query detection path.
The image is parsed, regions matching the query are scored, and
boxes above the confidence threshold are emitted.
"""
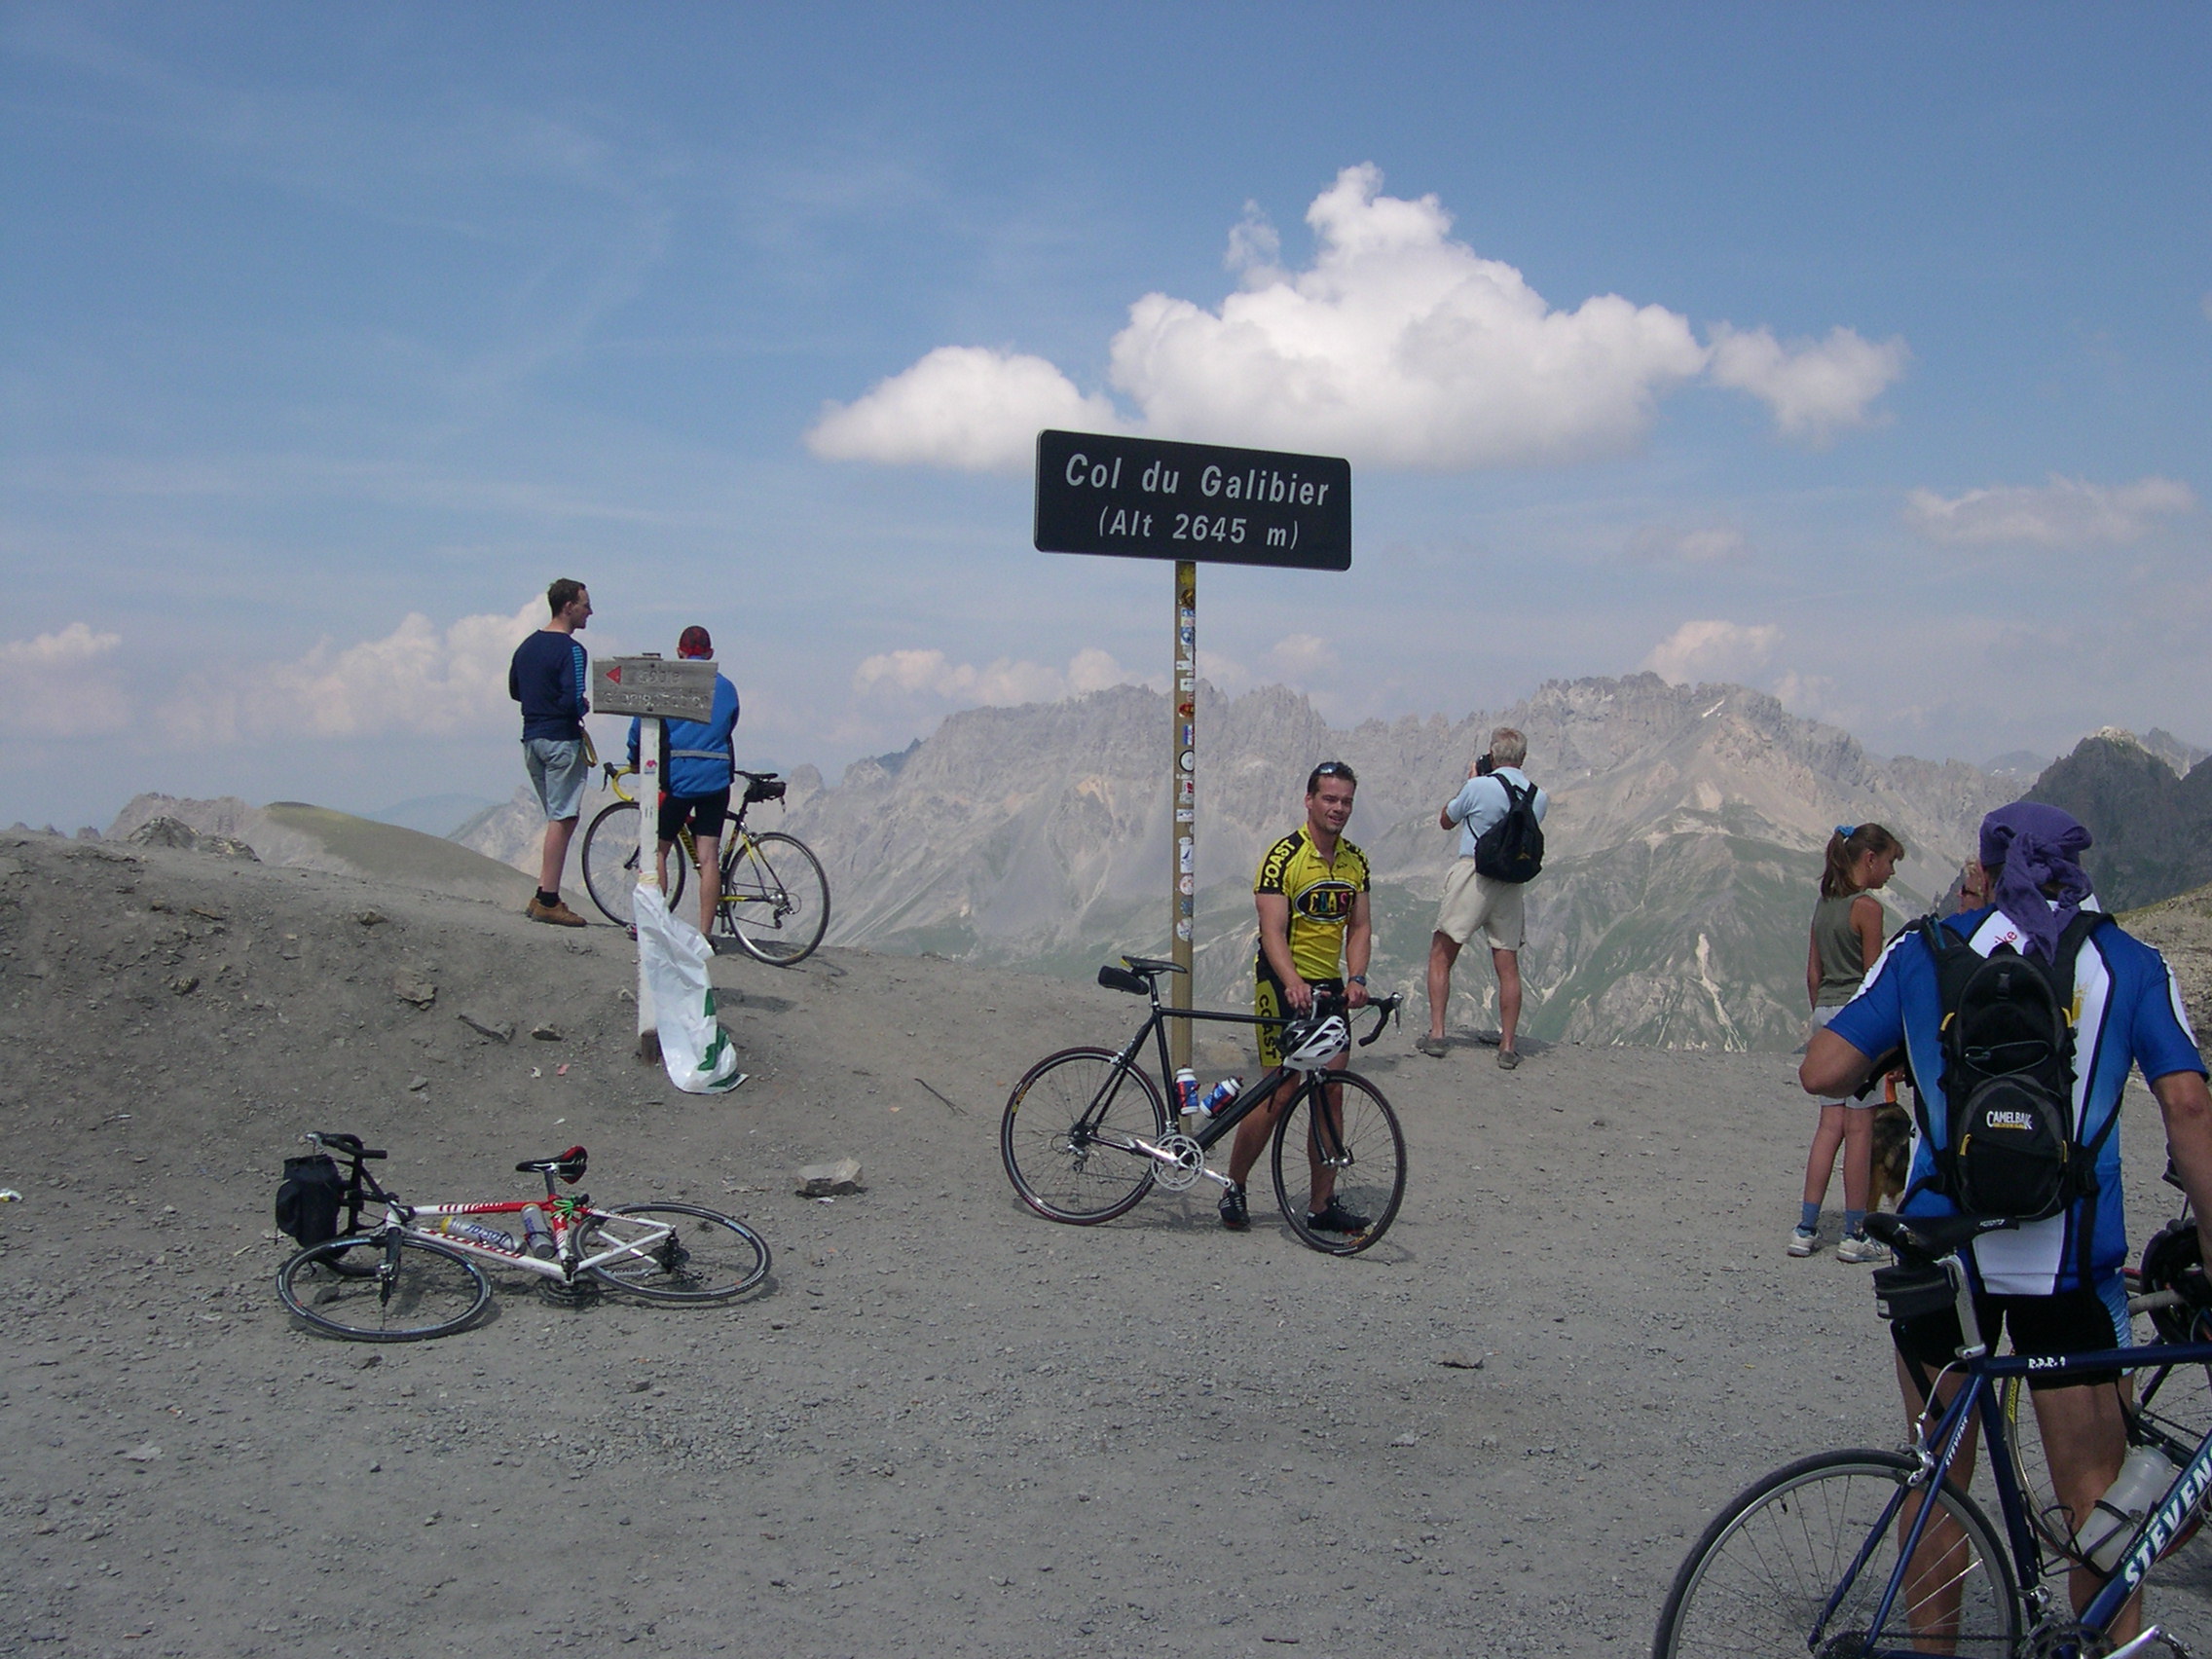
[999,956,1407,1257]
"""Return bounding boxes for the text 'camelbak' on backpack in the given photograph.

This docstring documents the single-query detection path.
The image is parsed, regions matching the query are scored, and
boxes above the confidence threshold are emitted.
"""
[1909,909,2111,1225]
[1472,778,1544,884]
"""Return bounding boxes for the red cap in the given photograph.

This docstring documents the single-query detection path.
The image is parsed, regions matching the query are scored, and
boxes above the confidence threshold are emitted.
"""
[678,626,713,659]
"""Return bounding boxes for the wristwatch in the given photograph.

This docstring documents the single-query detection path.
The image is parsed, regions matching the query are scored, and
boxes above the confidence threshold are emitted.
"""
[1348,975,1368,986]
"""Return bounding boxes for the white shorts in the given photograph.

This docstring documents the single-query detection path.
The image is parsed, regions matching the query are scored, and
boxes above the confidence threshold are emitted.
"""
[523,737,590,822]
[1434,859,1526,951]
[1808,1005,1869,1108]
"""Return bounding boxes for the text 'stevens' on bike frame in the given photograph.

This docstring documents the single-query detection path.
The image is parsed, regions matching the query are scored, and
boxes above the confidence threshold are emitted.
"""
[1034,430,1351,573]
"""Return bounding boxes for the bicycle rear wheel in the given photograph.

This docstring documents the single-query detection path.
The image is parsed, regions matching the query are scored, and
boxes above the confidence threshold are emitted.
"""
[1271,1069,1406,1256]
[578,1202,771,1302]
[1653,1449,2020,1658]
[718,831,830,964]
[579,800,690,927]
[1001,1048,1166,1224]
[276,1234,493,1343]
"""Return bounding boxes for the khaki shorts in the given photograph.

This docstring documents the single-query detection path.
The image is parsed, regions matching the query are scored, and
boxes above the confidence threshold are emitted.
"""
[1434,859,1525,951]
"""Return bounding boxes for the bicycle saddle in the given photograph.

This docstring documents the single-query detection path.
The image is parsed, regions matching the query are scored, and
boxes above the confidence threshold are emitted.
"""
[515,1146,588,1183]
[1863,1210,2015,1261]
[1120,955,1187,977]
[310,1130,385,1160]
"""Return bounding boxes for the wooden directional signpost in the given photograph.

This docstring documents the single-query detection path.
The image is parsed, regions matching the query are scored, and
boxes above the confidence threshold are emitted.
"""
[1034,430,1352,1067]
[589,655,719,1059]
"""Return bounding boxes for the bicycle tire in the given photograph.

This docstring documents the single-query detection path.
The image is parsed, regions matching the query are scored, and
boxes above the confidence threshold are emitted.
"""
[718,831,830,965]
[578,1202,770,1303]
[276,1234,494,1343]
[1270,1069,1407,1255]
[1001,1047,1167,1225]
[579,799,686,928]
[1653,1449,2021,1659]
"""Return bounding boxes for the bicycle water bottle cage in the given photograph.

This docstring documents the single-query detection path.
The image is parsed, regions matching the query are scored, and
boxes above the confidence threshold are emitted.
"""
[514,1146,589,1183]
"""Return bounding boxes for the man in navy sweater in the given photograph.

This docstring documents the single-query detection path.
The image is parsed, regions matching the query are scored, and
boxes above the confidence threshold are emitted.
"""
[507,577,593,925]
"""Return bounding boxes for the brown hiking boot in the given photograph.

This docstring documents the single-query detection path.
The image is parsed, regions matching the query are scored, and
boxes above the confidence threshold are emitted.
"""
[527,897,587,928]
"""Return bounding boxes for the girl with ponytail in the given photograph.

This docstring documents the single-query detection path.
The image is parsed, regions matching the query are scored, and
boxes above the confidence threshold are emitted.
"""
[1791,822,1905,1262]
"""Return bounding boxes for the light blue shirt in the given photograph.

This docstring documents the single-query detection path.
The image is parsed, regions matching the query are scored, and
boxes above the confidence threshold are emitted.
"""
[1446,767,1547,861]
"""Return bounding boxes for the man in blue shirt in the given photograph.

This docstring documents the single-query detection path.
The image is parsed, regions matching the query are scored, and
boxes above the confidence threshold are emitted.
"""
[507,577,592,926]
[1419,726,1547,1068]
[1803,802,2212,1629]
[627,625,740,938]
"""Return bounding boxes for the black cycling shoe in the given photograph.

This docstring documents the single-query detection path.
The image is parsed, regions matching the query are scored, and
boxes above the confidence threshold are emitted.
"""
[1306,1198,1371,1235]
[1218,1182,1251,1232]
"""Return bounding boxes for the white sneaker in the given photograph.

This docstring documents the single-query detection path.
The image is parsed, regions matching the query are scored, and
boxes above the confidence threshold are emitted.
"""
[1788,1227,1820,1257]
[1835,1233,1887,1265]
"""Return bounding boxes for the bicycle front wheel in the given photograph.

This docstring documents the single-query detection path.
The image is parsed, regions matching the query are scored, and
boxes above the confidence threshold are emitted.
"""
[718,831,830,964]
[578,1203,771,1303]
[1653,1449,2020,1659]
[276,1234,493,1343]
[580,799,687,928]
[1272,1069,1406,1255]
[1001,1048,1167,1224]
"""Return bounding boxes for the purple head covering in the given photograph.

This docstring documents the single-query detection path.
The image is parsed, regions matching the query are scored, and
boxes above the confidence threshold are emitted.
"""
[1977,802,2093,962]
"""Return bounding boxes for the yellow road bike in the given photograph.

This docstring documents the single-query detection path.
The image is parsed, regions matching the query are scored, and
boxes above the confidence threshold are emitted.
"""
[576,756,830,965]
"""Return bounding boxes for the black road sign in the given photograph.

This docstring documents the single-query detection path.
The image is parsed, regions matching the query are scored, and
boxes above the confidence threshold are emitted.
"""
[1034,430,1350,571]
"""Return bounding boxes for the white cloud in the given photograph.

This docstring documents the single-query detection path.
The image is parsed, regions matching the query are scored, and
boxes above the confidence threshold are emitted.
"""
[1904,475,2197,547]
[1642,619,1783,685]
[1108,165,1709,468]
[811,165,1903,474]
[161,601,540,743]
[805,346,1124,473]
[1268,634,1339,679]
[1705,324,1908,442]
[0,623,129,735]
[852,645,1138,707]
[1624,523,1750,565]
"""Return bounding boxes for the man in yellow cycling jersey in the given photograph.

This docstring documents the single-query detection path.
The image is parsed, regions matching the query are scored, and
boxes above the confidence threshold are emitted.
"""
[1220,760,1373,1234]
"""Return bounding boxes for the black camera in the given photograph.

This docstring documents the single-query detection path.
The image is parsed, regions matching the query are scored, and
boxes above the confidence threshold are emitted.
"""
[1475,755,1494,776]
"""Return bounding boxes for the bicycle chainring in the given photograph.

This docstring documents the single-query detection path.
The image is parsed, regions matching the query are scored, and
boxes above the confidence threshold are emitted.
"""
[2023,1620,2110,1659]
[1151,1132,1205,1193]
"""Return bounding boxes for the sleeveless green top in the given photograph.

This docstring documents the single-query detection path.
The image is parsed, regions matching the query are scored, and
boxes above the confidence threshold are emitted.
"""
[1811,891,1873,1007]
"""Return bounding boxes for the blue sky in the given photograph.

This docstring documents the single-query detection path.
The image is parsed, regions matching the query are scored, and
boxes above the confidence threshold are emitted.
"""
[4,3,2208,830]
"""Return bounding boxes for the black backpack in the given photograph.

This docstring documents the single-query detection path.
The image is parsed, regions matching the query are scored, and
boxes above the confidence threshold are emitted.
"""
[1907,909,2110,1225]
[275,1153,347,1247]
[1473,778,1545,884]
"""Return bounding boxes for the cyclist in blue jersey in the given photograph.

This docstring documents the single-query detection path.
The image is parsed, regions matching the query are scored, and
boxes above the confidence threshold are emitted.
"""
[1802,802,2212,1628]
[508,577,592,926]
[627,625,741,938]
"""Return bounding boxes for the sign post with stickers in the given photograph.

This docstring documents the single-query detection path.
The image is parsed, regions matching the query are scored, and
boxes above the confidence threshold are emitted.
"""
[1035,430,1352,1068]
[589,654,719,1060]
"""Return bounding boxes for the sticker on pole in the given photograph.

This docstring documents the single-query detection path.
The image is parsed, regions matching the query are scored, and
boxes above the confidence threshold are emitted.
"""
[1034,431,1350,571]
[592,656,718,720]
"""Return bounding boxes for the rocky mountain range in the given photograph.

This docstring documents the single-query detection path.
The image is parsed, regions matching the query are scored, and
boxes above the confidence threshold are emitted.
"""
[2021,731,2212,912]
[572,673,2013,1052]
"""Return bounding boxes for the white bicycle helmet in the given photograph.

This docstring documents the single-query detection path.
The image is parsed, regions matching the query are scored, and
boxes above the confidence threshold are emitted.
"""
[1279,1012,1350,1071]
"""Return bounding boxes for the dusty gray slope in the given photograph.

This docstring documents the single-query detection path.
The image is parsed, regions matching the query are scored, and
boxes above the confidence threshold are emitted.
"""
[5,830,2212,1658]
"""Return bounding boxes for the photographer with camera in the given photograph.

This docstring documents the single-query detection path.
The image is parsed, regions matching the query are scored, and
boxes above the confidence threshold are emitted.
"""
[1419,726,1546,1069]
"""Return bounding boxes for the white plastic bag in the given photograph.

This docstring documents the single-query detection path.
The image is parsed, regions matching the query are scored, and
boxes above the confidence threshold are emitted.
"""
[633,883,748,1093]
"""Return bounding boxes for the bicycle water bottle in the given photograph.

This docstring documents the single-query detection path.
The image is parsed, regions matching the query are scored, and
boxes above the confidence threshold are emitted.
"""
[2083,1443,2181,1572]
[521,1205,556,1260]
[1193,1077,1242,1122]
[1174,1067,1200,1128]
[434,1215,517,1253]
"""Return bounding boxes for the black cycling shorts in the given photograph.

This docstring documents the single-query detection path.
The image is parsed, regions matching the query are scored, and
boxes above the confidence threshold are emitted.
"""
[658,786,731,844]
[1892,1276,2130,1396]
[1254,957,1343,1068]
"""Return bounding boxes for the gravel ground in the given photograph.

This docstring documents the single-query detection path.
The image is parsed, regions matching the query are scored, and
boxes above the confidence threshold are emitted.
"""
[4,829,2210,1657]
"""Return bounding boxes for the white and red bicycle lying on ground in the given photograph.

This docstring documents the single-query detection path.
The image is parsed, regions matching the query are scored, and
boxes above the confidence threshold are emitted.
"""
[275,1131,771,1342]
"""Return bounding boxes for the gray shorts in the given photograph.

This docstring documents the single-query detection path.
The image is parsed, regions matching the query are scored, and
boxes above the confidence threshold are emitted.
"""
[523,737,589,821]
